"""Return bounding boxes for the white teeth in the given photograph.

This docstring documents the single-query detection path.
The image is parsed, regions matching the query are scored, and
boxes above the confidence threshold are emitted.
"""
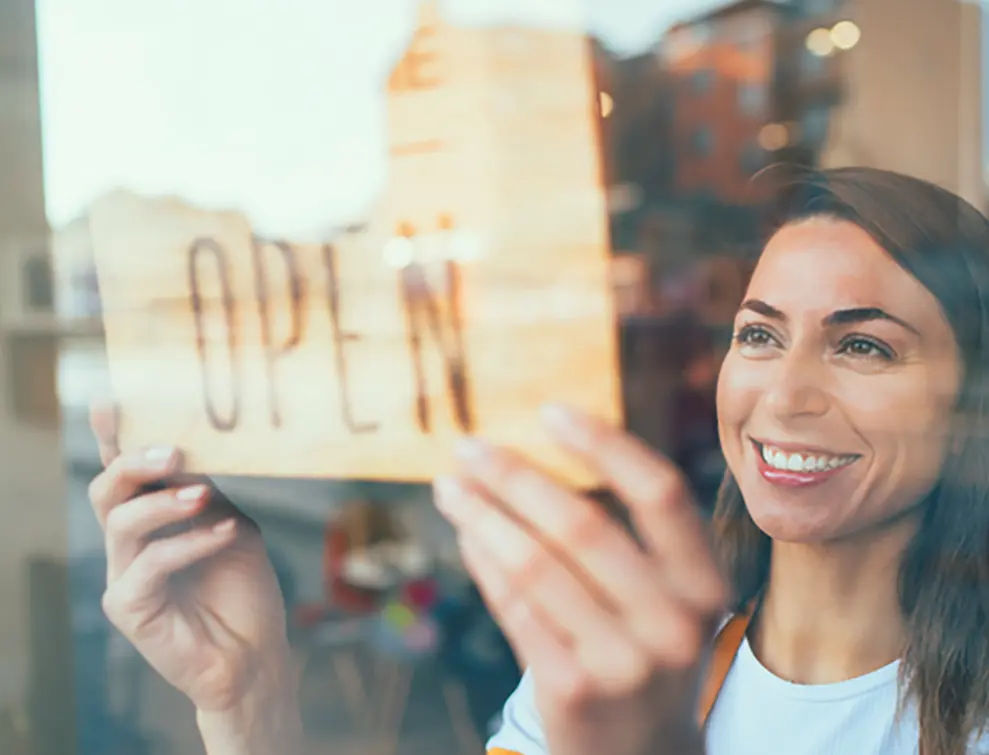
[760,444,855,473]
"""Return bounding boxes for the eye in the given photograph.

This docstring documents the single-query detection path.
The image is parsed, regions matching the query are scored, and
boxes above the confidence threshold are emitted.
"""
[733,324,780,351]
[837,335,895,361]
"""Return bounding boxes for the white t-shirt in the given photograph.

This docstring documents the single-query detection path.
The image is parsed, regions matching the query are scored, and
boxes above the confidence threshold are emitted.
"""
[487,640,989,754]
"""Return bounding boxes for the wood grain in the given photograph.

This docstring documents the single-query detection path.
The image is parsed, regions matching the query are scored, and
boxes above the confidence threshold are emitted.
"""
[88,11,620,486]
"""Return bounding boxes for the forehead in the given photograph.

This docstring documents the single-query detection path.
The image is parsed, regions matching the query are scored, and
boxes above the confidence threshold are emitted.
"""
[747,218,941,319]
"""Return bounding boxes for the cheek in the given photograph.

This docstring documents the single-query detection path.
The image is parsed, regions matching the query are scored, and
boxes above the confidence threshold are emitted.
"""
[716,353,759,452]
[839,371,953,446]
[837,375,954,495]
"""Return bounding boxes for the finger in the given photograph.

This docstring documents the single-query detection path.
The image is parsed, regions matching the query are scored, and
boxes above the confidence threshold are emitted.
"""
[456,530,575,677]
[539,405,728,613]
[103,519,238,632]
[89,401,120,467]
[105,484,211,579]
[88,446,180,527]
[437,478,662,689]
[441,451,700,660]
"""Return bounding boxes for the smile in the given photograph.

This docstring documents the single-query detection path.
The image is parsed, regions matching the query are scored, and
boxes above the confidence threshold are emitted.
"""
[752,440,861,487]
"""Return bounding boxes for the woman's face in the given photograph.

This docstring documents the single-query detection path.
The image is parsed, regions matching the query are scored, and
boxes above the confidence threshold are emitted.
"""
[716,217,962,544]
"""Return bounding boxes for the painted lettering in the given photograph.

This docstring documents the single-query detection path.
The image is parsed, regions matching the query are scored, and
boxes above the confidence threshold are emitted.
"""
[188,237,241,432]
[251,237,303,428]
[398,219,473,433]
[323,243,378,434]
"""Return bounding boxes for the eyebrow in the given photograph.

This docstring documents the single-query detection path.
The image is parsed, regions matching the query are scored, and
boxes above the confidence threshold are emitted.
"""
[739,299,921,335]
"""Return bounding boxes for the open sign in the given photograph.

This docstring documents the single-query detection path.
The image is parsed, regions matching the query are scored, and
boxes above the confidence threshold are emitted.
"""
[87,8,620,485]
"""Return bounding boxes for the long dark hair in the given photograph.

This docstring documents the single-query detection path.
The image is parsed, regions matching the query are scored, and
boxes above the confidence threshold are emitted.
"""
[713,167,989,755]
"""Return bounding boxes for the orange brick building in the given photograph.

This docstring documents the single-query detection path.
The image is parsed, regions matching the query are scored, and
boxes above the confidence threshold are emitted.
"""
[662,0,786,204]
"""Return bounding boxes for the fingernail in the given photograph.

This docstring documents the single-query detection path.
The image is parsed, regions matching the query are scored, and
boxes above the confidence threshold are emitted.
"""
[454,437,489,463]
[213,519,236,535]
[144,446,176,465]
[540,403,591,445]
[432,476,466,519]
[176,485,207,503]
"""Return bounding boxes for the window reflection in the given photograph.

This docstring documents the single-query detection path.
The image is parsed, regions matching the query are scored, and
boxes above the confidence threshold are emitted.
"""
[2,0,985,753]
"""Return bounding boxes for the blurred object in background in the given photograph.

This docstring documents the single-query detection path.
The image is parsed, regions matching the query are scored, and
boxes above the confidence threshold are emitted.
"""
[818,0,984,209]
[610,253,655,318]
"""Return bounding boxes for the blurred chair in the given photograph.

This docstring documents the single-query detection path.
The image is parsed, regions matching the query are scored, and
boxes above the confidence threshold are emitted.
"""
[362,579,484,755]
[288,502,383,726]
[289,500,484,754]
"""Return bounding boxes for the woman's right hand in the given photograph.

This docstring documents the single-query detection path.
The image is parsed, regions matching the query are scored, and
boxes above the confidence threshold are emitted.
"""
[87,403,296,726]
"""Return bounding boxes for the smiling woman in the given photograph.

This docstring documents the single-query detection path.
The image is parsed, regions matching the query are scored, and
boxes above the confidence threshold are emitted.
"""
[84,166,989,755]
[482,168,989,755]
[709,168,989,755]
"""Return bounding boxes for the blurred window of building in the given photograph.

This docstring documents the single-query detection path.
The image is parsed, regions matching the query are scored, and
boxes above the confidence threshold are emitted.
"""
[810,0,840,13]
[691,125,714,157]
[793,0,841,16]
[801,105,831,146]
[663,22,712,62]
[693,21,714,46]
[738,81,767,117]
[731,15,770,49]
[740,142,766,176]
[802,47,827,77]
[691,68,715,95]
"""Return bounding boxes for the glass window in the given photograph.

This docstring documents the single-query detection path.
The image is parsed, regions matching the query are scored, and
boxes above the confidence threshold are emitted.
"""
[740,143,766,175]
[802,106,831,145]
[803,48,827,77]
[691,69,715,95]
[738,82,767,117]
[691,126,714,157]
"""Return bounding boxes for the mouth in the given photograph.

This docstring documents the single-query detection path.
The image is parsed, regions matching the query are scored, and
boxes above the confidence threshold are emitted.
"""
[751,439,861,487]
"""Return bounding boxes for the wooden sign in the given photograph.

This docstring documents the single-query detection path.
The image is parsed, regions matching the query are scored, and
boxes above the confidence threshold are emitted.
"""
[88,4,620,485]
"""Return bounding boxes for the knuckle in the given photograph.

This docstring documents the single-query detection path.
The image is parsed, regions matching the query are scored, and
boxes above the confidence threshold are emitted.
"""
[656,618,704,670]
[100,586,128,624]
[639,469,689,513]
[594,644,651,697]
[103,503,130,539]
[86,474,103,506]
[611,660,653,697]
[555,670,595,710]
[503,535,548,585]
[500,465,544,502]
[139,538,171,568]
[86,475,104,506]
[559,507,609,552]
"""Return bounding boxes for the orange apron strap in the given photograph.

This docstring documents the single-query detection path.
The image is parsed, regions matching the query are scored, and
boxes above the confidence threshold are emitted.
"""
[697,613,752,727]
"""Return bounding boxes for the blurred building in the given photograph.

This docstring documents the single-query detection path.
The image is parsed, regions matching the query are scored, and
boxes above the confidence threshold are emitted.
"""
[772,0,848,166]
[0,2,71,753]
[656,0,986,209]
[818,0,985,209]
[662,0,786,205]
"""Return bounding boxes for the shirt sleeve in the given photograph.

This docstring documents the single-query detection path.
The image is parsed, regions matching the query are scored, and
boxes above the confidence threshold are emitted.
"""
[486,669,549,755]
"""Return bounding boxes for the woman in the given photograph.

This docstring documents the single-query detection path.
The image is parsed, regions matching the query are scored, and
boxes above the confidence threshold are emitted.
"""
[87,167,989,755]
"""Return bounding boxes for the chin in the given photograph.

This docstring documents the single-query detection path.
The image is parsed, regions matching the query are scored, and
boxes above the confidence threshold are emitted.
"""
[736,477,846,544]
[744,505,835,543]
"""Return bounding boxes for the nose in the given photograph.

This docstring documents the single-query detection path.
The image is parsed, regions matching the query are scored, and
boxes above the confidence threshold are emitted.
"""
[762,348,831,420]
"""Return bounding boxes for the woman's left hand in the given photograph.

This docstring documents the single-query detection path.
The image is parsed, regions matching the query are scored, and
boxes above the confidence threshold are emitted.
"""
[434,405,729,755]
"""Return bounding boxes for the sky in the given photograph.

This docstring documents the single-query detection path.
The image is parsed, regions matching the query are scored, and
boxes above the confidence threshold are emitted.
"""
[34,0,727,239]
